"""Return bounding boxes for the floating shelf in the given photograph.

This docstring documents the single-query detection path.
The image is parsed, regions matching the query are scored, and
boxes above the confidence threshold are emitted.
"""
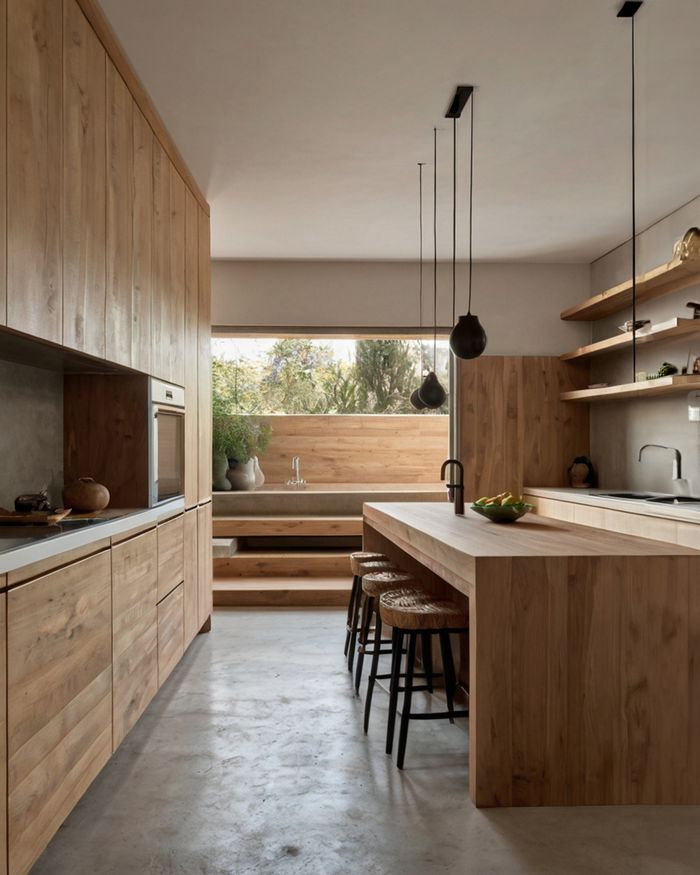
[560,317,700,361]
[560,374,700,402]
[560,252,700,322]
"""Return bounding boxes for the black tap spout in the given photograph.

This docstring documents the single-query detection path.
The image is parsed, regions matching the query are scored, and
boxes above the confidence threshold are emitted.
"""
[440,458,465,515]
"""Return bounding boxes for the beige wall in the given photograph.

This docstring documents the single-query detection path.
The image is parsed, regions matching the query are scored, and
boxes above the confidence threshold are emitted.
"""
[212,259,591,356]
[254,414,448,484]
[589,197,700,493]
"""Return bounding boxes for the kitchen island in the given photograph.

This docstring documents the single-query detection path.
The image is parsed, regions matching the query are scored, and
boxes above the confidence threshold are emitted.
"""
[364,502,700,808]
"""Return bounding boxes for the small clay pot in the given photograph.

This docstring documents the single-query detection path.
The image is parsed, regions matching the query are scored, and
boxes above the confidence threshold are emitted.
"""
[63,477,110,513]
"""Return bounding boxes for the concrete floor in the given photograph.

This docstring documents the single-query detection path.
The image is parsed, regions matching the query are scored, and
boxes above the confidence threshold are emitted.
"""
[35,608,700,875]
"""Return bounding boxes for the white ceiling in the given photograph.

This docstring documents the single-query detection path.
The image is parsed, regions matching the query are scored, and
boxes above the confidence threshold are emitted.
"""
[100,0,700,262]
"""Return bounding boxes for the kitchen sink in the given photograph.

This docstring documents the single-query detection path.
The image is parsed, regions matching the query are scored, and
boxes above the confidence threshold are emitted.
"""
[647,496,700,505]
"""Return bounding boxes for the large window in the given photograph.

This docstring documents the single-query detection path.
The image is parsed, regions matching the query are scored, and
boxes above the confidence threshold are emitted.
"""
[212,337,449,415]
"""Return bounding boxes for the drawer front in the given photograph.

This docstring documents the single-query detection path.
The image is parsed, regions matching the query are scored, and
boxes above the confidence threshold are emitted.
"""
[157,582,184,687]
[157,514,184,602]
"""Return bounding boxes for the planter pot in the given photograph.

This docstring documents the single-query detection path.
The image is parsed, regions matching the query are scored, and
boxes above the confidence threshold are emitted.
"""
[213,453,231,491]
[227,459,255,491]
[253,456,265,489]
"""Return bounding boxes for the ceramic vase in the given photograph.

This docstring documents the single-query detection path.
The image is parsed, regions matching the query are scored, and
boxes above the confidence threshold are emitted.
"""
[212,453,231,491]
[253,456,265,489]
[227,459,255,491]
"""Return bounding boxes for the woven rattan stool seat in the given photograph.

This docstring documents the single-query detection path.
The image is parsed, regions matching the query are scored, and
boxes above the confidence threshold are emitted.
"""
[361,570,417,598]
[379,589,467,631]
[350,552,387,575]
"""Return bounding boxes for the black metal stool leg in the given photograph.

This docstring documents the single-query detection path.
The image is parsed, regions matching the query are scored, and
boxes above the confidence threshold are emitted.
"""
[396,631,417,770]
[354,595,374,694]
[386,627,403,755]
[347,587,364,673]
[363,609,383,733]
[344,574,360,656]
[439,630,457,724]
[421,631,434,693]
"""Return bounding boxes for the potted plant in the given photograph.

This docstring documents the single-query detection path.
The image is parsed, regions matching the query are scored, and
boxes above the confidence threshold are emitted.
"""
[212,415,271,491]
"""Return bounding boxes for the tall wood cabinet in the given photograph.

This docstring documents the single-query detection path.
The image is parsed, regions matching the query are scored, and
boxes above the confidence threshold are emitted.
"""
[0,0,5,326]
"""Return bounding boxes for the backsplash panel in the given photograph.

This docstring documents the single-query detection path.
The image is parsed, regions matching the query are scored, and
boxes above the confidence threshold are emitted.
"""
[0,360,63,508]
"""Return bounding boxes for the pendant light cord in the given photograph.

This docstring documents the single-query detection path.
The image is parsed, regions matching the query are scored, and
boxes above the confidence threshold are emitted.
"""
[468,92,474,314]
[631,14,637,382]
[418,162,425,374]
[452,118,457,326]
[433,127,438,371]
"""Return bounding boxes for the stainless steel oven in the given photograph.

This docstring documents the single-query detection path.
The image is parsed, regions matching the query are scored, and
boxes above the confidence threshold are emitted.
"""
[150,379,185,506]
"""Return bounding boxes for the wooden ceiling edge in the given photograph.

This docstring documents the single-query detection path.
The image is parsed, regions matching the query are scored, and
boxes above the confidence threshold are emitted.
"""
[76,0,210,216]
[211,325,454,340]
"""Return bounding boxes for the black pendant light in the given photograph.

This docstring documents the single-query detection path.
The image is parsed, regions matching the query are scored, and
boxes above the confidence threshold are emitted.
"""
[448,86,487,360]
[410,162,428,410]
[418,127,447,409]
[618,0,643,382]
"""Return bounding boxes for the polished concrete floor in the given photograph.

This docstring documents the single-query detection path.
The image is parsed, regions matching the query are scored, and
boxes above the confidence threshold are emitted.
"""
[35,608,700,874]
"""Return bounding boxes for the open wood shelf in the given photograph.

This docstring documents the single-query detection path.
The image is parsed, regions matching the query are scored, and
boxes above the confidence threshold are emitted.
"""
[560,253,700,322]
[560,374,700,402]
[560,317,700,361]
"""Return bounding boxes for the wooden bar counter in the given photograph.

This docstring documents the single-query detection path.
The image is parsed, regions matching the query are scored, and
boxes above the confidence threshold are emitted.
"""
[363,502,700,808]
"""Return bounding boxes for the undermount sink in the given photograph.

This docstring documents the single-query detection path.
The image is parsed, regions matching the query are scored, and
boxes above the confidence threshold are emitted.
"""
[601,492,657,500]
[647,496,700,505]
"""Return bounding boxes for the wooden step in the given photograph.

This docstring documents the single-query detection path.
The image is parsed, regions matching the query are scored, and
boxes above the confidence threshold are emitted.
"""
[214,576,352,607]
[213,551,351,578]
[213,515,362,537]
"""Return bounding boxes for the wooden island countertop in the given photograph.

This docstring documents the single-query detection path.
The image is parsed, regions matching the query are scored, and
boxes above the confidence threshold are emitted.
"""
[363,502,700,808]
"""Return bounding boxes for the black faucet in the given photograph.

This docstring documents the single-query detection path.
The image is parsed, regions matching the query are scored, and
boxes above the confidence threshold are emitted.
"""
[440,458,465,515]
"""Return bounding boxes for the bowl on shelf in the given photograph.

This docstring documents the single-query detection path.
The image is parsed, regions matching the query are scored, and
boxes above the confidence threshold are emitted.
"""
[471,502,534,524]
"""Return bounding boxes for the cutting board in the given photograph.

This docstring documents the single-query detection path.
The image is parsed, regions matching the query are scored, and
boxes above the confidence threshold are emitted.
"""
[0,508,72,526]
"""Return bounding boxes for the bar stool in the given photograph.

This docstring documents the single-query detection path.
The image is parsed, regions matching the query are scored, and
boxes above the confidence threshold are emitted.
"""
[353,569,418,696]
[345,552,388,657]
[380,588,469,770]
[347,558,396,673]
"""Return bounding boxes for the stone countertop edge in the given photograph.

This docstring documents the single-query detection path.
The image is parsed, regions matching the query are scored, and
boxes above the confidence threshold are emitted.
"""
[0,497,186,577]
[524,486,700,525]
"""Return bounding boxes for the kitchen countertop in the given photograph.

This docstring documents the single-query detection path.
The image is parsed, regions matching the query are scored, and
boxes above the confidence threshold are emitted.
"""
[524,486,700,524]
[0,498,186,575]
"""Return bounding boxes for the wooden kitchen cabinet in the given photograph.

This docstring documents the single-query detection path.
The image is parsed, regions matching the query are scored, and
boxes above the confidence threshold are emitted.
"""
[0,0,6,326]
[157,513,185,603]
[106,59,134,369]
[63,0,106,358]
[184,189,200,507]
[7,550,112,875]
[7,0,63,343]
[183,508,199,646]
[198,207,213,502]
[132,105,154,374]
[169,164,186,387]
[158,582,184,687]
[0,591,7,875]
[112,528,159,750]
[197,502,213,629]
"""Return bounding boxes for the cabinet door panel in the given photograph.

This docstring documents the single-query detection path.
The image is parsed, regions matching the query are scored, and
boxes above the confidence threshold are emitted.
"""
[183,508,199,647]
[7,0,63,342]
[152,140,170,381]
[169,166,186,387]
[157,514,185,603]
[112,529,158,750]
[197,502,213,629]
[106,60,133,368]
[158,582,184,687]
[8,551,112,875]
[0,591,6,875]
[132,106,153,375]
[63,0,106,357]
[184,189,199,506]
[0,0,6,326]
[198,208,212,502]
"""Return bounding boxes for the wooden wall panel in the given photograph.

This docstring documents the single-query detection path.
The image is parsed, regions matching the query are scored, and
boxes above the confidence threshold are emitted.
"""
[457,356,589,499]
[7,0,63,343]
[7,551,112,874]
[63,0,106,357]
[183,508,199,647]
[184,189,199,506]
[253,414,449,484]
[131,106,153,375]
[197,207,212,502]
[197,502,213,630]
[106,60,133,368]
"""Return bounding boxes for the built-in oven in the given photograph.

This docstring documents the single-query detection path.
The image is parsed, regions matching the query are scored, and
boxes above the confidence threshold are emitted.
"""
[150,379,186,506]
